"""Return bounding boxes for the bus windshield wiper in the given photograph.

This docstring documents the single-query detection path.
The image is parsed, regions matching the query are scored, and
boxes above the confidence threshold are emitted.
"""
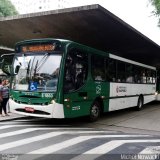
[36,53,49,72]
[29,53,49,78]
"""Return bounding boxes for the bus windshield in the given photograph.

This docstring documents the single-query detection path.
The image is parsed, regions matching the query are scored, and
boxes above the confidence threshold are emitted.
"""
[12,52,61,92]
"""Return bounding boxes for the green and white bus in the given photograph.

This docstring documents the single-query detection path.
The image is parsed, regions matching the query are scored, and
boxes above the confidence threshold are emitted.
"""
[7,39,156,121]
[155,70,160,100]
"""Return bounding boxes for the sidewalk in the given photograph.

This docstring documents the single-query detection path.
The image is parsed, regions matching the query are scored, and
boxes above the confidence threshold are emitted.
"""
[0,112,25,121]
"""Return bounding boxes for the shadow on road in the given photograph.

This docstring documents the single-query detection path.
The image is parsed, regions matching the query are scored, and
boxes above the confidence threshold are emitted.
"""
[16,101,160,128]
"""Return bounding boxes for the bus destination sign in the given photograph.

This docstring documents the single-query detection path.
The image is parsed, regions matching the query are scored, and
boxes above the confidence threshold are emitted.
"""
[21,44,55,52]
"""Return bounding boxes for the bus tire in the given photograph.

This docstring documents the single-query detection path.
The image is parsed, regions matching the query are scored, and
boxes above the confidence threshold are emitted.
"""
[89,101,101,122]
[136,96,143,111]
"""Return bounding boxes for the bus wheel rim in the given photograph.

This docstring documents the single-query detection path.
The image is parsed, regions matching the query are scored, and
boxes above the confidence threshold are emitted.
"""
[91,105,99,117]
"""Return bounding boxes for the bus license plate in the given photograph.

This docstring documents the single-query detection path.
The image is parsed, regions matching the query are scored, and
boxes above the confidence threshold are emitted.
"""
[25,107,34,112]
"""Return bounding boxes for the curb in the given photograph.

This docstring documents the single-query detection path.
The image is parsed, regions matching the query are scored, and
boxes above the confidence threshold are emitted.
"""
[0,114,26,122]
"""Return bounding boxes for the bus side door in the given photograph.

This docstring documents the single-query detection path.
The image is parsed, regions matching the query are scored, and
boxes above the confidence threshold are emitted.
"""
[63,48,89,118]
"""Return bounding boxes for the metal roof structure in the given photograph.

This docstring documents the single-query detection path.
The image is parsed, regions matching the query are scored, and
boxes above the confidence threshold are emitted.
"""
[0,4,160,66]
[0,47,14,55]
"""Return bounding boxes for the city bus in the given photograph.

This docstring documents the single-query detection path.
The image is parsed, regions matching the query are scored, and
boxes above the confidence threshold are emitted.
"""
[5,39,156,121]
[155,70,160,100]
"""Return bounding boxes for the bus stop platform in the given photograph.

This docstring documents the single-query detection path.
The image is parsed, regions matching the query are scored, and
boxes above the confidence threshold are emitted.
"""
[0,112,25,121]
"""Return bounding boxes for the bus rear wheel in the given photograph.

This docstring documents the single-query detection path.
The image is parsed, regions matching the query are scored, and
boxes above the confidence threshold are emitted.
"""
[136,96,143,111]
[89,101,101,122]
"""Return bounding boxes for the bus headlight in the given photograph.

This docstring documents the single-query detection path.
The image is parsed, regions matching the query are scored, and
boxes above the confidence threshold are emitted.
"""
[155,92,158,96]
[51,100,55,104]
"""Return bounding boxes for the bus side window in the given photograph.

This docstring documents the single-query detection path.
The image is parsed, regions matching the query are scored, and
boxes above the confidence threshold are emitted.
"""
[107,58,116,82]
[141,69,147,83]
[117,61,126,83]
[126,64,133,83]
[91,55,105,81]
[146,69,152,84]
[75,53,88,89]
[134,66,141,83]
[64,49,88,92]
[152,70,156,84]
[64,55,75,92]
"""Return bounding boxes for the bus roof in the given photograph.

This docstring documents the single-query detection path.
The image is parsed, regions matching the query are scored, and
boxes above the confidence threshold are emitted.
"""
[15,38,156,70]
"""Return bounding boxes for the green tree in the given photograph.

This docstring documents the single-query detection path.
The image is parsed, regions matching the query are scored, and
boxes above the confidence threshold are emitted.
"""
[0,0,18,17]
[150,0,160,15]
[150,0,160,25]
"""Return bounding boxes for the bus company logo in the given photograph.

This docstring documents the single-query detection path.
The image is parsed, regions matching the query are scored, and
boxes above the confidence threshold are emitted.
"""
[116,86,127,93]
[96,85,101,94]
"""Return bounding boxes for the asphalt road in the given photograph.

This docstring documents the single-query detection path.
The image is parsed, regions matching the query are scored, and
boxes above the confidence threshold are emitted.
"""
[0,102,160,159]
[87,101,160,136]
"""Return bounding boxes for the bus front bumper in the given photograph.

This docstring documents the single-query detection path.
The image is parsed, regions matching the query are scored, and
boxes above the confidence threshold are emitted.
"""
[9,99,65,119]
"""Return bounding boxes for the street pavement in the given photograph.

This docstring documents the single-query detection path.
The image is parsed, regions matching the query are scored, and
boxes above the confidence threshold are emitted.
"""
[0,112,25,121]
[0,120,159,160]
[0,102,160,159]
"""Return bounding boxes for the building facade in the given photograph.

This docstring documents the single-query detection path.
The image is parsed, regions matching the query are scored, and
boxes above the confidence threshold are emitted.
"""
[10,0,71,14]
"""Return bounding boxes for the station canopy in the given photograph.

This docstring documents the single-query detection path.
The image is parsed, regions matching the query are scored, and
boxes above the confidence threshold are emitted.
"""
[0,47,14,54]
[0,4,160,66]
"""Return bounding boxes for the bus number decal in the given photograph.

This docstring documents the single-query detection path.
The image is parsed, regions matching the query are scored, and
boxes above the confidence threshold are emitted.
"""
[42,93,53,98]
[72,106,80,111]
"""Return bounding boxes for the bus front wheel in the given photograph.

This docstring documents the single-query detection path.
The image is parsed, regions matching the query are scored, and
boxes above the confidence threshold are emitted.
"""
[89,101,101,122]
[136,96,143,111]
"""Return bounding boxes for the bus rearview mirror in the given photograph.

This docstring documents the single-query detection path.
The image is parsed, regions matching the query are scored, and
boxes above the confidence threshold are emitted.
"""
[15,65,20,74]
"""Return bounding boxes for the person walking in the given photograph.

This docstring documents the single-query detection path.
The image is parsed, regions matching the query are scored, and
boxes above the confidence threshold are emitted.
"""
[0,79,9,116]
[5,79,11,113]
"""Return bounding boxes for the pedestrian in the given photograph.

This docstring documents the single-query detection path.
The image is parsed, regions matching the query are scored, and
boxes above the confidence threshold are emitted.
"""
[0,79,9,116]
[5,79,11,113]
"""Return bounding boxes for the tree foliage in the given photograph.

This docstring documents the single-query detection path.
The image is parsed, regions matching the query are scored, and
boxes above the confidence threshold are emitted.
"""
[0,0,18,17]
[150,0,160,25]
[150,0,160,15]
